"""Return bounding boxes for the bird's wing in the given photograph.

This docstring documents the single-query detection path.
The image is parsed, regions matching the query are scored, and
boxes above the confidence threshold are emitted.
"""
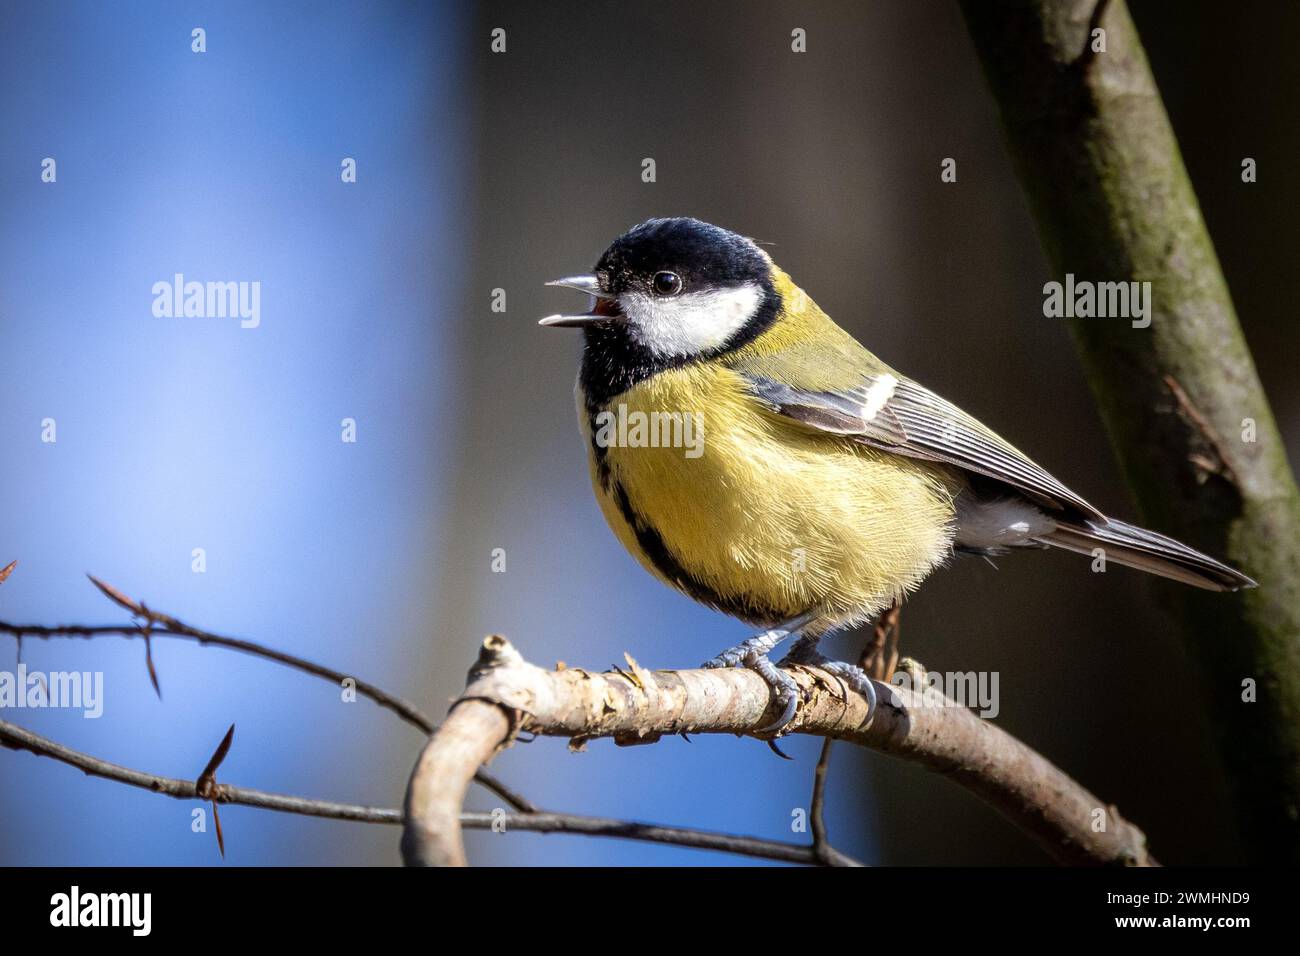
[741,370,1105,522]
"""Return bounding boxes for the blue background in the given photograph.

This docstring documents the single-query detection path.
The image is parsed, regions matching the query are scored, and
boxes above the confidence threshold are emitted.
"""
[0,0,471,865]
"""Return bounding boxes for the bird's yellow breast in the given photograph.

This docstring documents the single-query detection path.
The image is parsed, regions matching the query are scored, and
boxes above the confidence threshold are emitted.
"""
[578,361,959,627]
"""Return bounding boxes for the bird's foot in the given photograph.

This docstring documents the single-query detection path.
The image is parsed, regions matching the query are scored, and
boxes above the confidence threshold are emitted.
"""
[781,637,878,722]
[702,629,785,670]
[742,649,802,736]
[702,620,811,735]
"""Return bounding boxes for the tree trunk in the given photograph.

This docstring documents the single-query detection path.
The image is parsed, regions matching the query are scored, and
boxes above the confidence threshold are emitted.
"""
[961,0,1300,861]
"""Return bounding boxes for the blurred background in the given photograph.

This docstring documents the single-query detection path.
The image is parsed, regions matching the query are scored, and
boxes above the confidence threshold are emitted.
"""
[1,0,1296,865]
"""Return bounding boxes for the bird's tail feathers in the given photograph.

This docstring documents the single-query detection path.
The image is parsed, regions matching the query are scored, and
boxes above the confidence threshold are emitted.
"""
[1036,518,1256,592]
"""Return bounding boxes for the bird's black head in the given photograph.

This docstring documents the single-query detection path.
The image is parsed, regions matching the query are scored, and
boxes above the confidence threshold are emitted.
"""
[542,219,781,404]
[594,217,772,302]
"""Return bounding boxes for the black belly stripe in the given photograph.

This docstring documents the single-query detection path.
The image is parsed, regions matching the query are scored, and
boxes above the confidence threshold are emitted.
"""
[591,431,611,490]
[609,480,790,626]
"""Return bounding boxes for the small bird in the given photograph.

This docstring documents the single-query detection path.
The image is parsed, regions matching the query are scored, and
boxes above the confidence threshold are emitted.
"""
[541,218,1255,734]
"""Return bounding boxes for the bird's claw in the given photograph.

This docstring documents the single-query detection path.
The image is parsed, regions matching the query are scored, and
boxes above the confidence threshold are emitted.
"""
[750,651,801,735]
[702,632,803,735]
[817,660,878,721]
[780,644,878,723]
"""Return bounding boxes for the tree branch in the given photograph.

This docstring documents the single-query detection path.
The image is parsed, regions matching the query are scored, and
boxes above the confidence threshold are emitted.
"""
[401,636,1155,867]
[960,0,1300,860]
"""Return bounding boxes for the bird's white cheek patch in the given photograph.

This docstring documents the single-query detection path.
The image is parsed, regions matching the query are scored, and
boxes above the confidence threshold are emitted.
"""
[621,285,764,358]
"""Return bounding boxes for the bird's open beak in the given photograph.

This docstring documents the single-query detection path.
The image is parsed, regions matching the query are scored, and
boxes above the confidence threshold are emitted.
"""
[539,275,621,328]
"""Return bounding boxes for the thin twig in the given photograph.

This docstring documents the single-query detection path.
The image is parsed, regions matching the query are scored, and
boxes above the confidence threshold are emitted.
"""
[196,724,236,857]
[0,574,534,813]
[459,812,847,865]
[808,738,856,866]
[0,620,434,730]
[860,602,901,682]
[0,716,394,821]
[0,717,850,865]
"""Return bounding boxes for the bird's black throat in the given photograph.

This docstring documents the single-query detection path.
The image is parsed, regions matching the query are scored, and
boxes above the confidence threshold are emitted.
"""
[577,282,781,411]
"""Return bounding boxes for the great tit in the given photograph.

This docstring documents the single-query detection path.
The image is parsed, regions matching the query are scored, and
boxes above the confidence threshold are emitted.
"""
[541,217,1255,734]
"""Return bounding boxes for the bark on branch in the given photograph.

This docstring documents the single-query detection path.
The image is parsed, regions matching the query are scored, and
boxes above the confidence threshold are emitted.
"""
[401,636,1154,867]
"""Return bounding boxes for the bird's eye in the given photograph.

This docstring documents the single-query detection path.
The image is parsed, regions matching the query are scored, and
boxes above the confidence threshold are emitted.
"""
[652,271,683,296]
